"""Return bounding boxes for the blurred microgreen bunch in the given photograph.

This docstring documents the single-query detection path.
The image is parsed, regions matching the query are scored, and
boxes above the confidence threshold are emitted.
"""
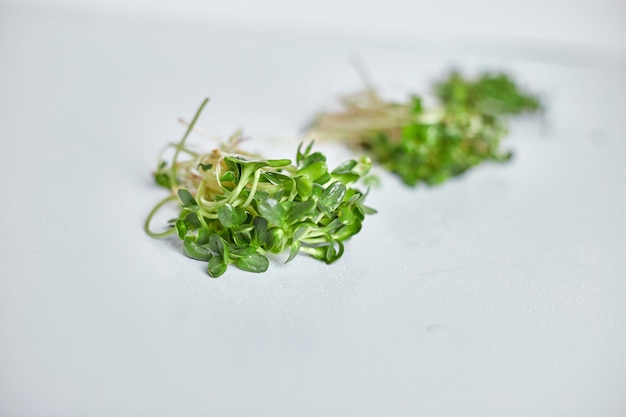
[309,71,541,186]
[145,99,375,277]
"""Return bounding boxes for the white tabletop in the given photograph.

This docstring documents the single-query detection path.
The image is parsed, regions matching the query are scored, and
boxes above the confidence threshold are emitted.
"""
[1,5,625,417]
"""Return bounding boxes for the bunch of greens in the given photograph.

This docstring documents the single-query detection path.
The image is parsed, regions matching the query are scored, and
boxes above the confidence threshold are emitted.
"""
[145,99,375,277]
[309,71,541,186]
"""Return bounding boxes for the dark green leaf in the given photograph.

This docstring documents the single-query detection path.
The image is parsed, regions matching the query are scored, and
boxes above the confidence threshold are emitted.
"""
[184,212,201,229]
[235,253,269,273]
[208,255,227,278]
[178,189,197,207]
[196,228,211,244]
[218,204,248,228]
[229,246,257,257]
[209,234,225,256]
[232,231,252,247]
[253,217,268,245]
[183,239,212,261]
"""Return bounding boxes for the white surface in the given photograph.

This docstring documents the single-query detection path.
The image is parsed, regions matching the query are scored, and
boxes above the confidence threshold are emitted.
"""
[1,5,625,417]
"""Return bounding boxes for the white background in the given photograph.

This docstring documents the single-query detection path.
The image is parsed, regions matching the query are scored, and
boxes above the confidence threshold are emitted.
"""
[1,1,625,416]
[6,0,626,52]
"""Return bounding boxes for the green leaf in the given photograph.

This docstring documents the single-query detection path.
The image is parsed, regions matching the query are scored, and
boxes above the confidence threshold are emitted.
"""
[338,206,356,225]
[184,212,201,229]
[229,246,257,257]
[286,199,316,224]
[331,160,357,174]
[235,253,269,273]
[178,189,197,207]
[361,205,378,215]
[362,175,380,188]
[257,198,285,226]
[197,163,213,171]
[266,159,292,167]
[232,230,252,247]
[218,204,247,228]
[266,227,285,253]
[325,239,344,264]
[314,172,331,185]
[225,157,268,174]
[262,172,292,185]
[295,175,313,199]
[292,224,310,240]
[272,189,286,202]
[297,141,316,165]
[322,218,343,234]
[208,255,227,278]
[317,181,347,214]
[209,234,225,256]
[285,241,301,263]
[301,151,326,168]
[155,172,170,188]
[331,172,360,184]
[253,217,268,246]
[183,239,212,261]
[220,171,236,182]
[195,228,211,244]
[311,183,324,200]
[175,219,188,239]
[297,161,328,182]
[332,222,362,241]
[251,190,269,201]
[232,223,255,234]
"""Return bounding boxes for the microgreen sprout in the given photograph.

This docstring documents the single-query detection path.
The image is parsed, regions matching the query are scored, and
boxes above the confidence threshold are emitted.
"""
[308,71,542,186]
[145,99,375,277]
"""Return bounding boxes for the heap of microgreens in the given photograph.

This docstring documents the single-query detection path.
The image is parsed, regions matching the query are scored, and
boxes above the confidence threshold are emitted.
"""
[145,99,375,277]
[308,71,541,186]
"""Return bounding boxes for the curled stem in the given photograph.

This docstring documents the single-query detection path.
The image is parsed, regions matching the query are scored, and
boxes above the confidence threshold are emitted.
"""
[144,195,178,238]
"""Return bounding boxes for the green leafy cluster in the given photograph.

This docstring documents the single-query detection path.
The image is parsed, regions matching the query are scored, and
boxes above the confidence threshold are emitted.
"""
[310,71,541,186]
[145,100,375,277]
